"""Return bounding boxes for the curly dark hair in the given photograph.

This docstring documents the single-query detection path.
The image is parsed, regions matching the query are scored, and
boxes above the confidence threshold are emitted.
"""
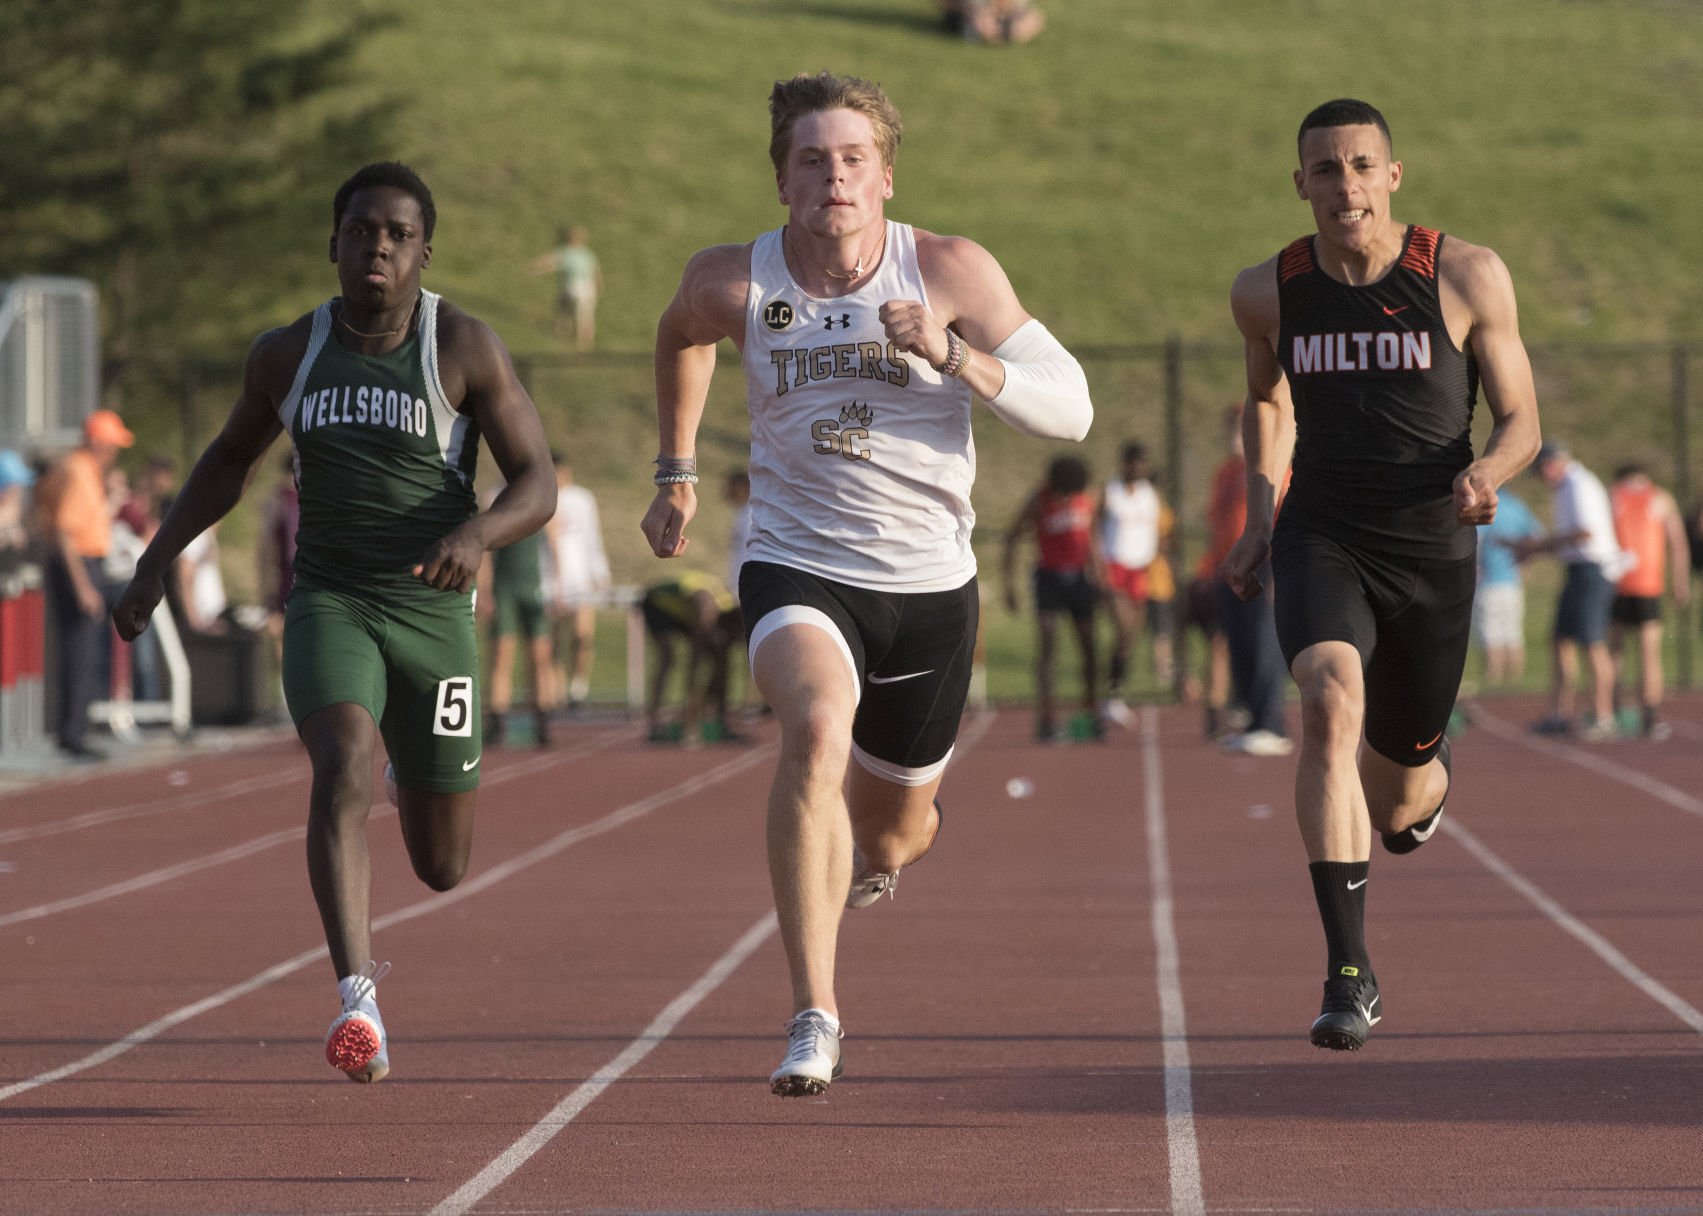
[333,162,436,241]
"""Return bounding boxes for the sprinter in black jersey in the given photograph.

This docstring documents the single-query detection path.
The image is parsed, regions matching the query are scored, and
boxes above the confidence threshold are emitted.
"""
[1222,99,1541,1051]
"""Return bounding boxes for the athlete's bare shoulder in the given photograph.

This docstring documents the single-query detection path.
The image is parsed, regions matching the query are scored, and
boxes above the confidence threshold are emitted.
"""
[431,295,506,362]
[910,229,1022,336]
[1230,253,1282,338]
[675,241,753,340]
[427,297,521,409]
[1437,234,1517,317]
[911,229,998,272]
[245,311,317,401]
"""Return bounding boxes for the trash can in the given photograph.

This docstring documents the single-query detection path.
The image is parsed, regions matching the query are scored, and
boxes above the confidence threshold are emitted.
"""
[181,626,270,726]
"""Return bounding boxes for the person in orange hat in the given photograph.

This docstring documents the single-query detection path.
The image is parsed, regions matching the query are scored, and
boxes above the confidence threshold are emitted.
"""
[38,409,135,760]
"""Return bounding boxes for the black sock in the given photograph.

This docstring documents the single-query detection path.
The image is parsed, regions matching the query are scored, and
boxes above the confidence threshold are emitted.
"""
[1308,860,1372,977]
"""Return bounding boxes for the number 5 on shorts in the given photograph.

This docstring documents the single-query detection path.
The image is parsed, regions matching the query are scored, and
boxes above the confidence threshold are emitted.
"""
[434,676,475,737]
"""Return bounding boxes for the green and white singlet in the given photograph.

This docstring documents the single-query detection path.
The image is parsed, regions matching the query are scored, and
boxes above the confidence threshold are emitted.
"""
[275,292,485,790]
[280,290,480,600]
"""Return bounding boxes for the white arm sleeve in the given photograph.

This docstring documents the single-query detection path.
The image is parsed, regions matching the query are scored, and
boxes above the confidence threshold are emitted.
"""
[985,319,1093,442]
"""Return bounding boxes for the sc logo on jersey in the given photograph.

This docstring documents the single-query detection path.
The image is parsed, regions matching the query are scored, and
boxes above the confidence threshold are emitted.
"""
[763,300,795,331]
[812,401,874,462]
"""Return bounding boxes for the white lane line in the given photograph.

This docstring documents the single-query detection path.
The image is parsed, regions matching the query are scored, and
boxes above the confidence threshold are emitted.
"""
[432,705,998,1210]
[428,911,780,1216]
[0,766,307,846]
[1446,816,1703,1035]
[1141,705,1205,1216]
[0,744,775,1105]
[0,822,313,929]
[0,728,634,929]
[1470,704,1703,819]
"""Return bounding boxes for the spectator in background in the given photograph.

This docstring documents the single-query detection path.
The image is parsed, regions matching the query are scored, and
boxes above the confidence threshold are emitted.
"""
[41,409,135,760]
[1521,440,1626,740]
[640,571,743,745]
[0,449,36,573]
[725,469,752,597]
[1205,405,1292,757]
[1471,486,1542,686]
[543,454,610,709]
[1004,455,1100,742]
[1608,463,1690,739]
[177,521,228,635]
[258,451,301,664]
[938,0,1045,44]
[530,225,603,352]
[118,453,177,545]
[114,454,178,703]
[479,484,554,748]
[1182,568,1230,738]
[1095,441,1174,726]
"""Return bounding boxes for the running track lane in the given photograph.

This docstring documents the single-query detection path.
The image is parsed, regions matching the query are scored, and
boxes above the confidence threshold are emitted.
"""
[414,707,1178,1214]
[3,698,1700,1211]
[1,708,1179,1213]
[1164,694,1703,1212]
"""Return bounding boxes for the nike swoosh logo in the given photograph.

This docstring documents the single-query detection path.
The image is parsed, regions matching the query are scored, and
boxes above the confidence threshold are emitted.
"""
[1382,305,1409,316]
[462,755,480,771]
[1346,878,1368,890]
[1411,811,1443,843]
[1415,730,1443,750]
[868,670,933,685]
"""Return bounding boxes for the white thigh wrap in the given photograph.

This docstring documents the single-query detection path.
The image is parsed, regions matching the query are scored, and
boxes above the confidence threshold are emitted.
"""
[987,319,1093,442]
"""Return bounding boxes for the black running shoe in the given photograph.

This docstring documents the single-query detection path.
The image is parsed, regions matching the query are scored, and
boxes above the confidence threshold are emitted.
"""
[1310,967,1381,1051]
[1382,735,1449,855]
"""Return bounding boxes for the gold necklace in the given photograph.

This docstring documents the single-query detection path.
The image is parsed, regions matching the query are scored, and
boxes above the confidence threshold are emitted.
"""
[337,293,419,339]
[787,226,884,284]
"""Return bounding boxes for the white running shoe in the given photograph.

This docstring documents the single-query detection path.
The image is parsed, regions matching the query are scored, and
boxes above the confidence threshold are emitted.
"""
[1100,697,1136,729]
[769,1009,843,1097]
[845,798,944,910]
[325,961,392,1083]
[846,858,899,909]
[1224,729,1294,757]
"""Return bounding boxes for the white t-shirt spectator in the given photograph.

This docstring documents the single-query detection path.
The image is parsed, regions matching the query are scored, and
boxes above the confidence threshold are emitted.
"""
[1553,461,1631,579]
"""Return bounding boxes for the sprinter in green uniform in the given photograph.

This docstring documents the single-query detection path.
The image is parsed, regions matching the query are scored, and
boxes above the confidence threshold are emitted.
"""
[112,162,556,1084]
[479,491,553,747]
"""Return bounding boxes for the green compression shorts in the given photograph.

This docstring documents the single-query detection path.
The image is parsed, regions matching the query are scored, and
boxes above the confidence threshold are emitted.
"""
[491,587,550,640]
[282,583,483,792]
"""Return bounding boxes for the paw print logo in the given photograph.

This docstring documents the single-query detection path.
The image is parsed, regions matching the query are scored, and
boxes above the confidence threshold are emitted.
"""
[840,401,874,427]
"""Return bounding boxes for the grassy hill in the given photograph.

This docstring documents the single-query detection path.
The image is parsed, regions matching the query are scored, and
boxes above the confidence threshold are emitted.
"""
[115,0,1703,701]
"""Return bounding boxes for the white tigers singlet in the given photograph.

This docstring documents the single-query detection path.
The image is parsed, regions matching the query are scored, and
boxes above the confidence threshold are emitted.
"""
[740,222,976,592]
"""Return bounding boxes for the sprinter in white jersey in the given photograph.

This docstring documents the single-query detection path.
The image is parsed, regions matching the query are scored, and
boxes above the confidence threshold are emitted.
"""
[641,72,1093,1097]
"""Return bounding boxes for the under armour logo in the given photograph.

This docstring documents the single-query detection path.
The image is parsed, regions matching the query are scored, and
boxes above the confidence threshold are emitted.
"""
[823,314,851,331]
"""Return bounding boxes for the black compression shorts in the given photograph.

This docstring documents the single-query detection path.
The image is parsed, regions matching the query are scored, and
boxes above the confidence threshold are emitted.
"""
[739,560,979,782]
[1271,526,1475,767]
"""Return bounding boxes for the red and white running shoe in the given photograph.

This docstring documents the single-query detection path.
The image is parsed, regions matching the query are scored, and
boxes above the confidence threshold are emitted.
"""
[326,960,391,1083]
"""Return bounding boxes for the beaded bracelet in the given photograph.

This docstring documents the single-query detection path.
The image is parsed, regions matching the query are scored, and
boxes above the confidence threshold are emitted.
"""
[653,455,699,487]
[931,328,969,378]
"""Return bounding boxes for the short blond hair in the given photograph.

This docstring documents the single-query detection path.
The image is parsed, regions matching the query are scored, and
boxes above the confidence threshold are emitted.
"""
[768,72,903,174]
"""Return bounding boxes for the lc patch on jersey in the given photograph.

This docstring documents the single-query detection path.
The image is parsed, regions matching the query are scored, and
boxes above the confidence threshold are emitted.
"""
[764,300,795,331]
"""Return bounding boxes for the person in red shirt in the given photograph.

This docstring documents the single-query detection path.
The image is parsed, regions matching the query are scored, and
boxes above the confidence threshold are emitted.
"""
[1609,463,1690,739]
[1003,455,1100,740]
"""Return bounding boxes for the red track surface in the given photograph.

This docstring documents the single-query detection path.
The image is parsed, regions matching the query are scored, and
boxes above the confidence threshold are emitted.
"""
[2,695,1700,1214]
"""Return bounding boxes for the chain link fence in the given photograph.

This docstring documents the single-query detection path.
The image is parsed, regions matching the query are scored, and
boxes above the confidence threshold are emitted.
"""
[126,339,1701,699]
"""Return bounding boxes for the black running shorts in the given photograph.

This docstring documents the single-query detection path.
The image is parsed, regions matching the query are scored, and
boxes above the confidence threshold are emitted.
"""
[1032,567,1097,621]
[739,560,978,782]
[1610,593,1662,627]
[1271,526,1475,766]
